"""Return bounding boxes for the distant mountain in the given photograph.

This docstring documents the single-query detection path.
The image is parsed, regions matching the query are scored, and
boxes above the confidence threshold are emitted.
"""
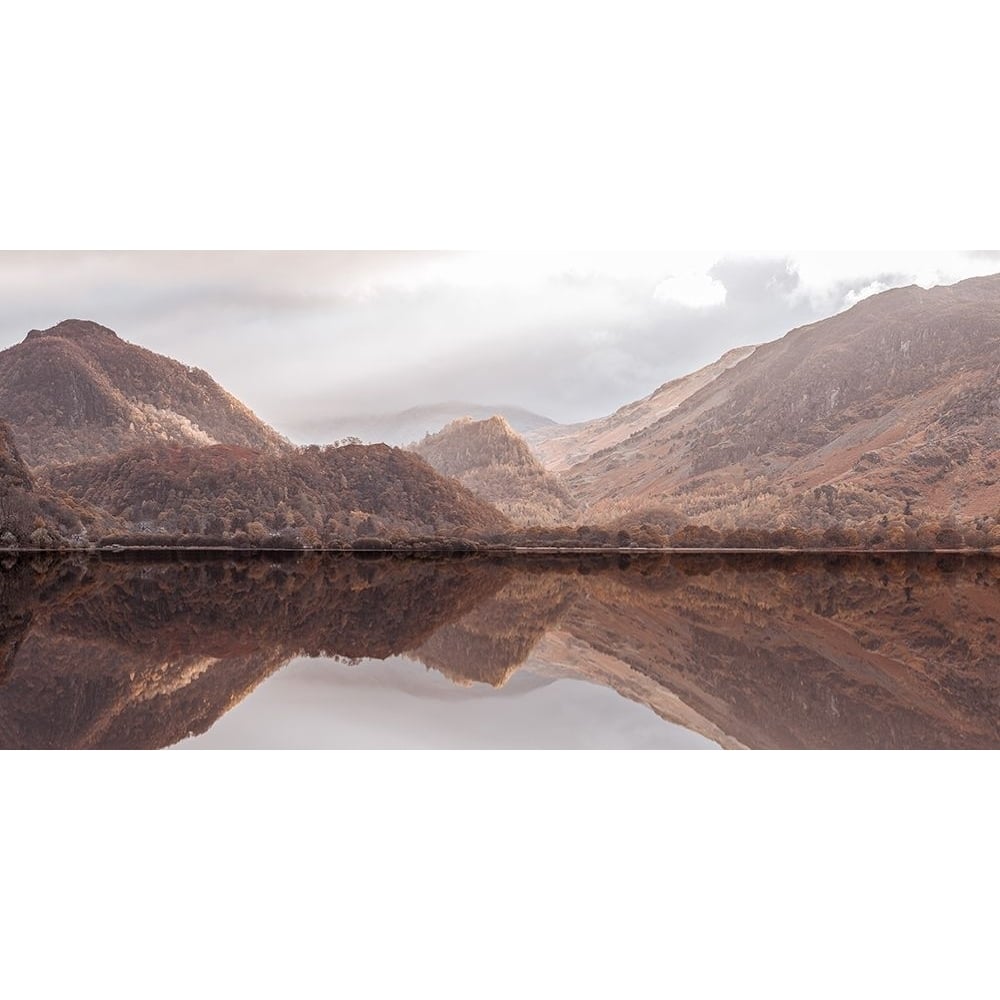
[411,416,579,525]
[564,275,1000,541]
[290,401,557,447]
[44,441,510,544]
[526,345,757,471]
[0,319,290,467]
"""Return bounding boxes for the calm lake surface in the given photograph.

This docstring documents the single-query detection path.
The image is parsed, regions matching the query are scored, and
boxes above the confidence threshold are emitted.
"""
[1,551,997,749]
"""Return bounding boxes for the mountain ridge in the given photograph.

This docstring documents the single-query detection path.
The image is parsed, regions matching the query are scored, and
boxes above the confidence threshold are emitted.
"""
[526,344,757,471]
[0,319,291,467]
[561,274,1000,541]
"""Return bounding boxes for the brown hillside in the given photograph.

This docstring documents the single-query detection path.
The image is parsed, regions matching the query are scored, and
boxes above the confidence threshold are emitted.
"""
[527,345,756,471]
[413,416,579,526]
[43,441,510,543]
[0,422,32,493]
[565,275,1000,537]
[0,319,290,467]
[0,419,120,545]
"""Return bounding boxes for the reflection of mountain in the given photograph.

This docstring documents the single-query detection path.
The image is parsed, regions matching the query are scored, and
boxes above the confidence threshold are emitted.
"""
[556,554,1000,749]
[0,554,503,749]
[413,571,578,686]
[0,552,997,749]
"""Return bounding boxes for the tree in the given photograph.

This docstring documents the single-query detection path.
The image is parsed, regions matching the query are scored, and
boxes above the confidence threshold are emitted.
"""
[246,521,268,543]
[671,524,722,548]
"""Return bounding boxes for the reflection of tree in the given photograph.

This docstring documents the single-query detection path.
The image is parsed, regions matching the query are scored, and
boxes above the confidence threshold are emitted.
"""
[0,552,997,749]
[0,553,508,748]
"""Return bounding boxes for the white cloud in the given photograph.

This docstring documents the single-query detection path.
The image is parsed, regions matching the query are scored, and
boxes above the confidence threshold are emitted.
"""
[843,279,891,308]
[652,271,728,309]
[787,251,1000,305]
[1,251,997,430]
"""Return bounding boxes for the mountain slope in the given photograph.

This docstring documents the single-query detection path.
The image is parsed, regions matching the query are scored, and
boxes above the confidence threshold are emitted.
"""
[0,419,120,545]
[412,416,578,525]
[44,441,511,543]
[565,275,1000,536]
[526,345,756,471]
[0,319,290,467]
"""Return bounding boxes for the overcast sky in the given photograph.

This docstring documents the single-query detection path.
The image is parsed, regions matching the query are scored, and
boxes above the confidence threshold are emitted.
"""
[1,251,997,436]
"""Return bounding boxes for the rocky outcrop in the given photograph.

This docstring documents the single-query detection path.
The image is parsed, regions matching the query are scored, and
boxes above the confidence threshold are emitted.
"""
[413,416,578,525]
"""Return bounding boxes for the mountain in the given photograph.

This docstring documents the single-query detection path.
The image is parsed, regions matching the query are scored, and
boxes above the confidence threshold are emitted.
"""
[43,441,510,545]
[411,416,579,525]
[526,345,757,471]
[564,275,1000,540]
[0,319,290,467]
[290,401,557,447]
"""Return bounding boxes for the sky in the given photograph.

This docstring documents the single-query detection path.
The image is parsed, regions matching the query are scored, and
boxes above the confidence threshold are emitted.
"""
[1,251,998,437]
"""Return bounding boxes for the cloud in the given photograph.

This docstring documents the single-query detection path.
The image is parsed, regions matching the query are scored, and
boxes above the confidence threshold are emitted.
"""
[0,251,997,434]
[843,279,891,308]
[652,271,727,309]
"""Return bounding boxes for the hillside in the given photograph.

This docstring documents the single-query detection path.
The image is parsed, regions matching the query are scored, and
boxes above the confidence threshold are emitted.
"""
[291,401,556,447]
[43,441,510,545]
[0,419,120,546]
[0,319,290,467]
[412,416,579,525]
[565,275,1000,542]
[526,345,756,471]
[0,422,32,493]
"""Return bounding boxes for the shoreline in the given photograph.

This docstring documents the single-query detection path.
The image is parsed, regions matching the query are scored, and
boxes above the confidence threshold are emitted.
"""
[1,544,997,557]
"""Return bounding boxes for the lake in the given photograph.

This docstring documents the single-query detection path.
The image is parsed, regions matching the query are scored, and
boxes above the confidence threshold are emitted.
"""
[1,551,997,749]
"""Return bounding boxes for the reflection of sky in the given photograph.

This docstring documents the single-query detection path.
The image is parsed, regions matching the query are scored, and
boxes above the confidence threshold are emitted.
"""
[178,655,718,749]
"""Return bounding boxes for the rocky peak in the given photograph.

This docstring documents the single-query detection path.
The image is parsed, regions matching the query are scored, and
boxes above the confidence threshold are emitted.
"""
[415,415,537,476]
[25,319,122,345]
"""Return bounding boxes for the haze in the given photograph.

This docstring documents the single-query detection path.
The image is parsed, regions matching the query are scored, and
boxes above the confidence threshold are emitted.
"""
[1,251,997,438]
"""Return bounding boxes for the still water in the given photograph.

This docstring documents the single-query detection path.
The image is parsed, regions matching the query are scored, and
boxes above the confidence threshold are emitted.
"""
[1,551,997,749]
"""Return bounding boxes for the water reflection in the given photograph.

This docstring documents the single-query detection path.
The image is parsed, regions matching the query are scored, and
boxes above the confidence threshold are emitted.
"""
[178,655,713,749]
[0,551,997,749]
